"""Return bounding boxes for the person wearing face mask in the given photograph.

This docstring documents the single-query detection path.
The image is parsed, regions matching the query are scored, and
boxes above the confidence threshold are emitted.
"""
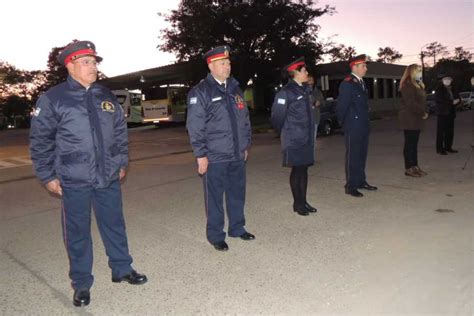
[271,57,317,216]
[398,64,429,177]
[435,74,461,155]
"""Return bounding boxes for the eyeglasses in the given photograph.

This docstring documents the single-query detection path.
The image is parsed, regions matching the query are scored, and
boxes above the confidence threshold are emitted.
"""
[73,59,99,67]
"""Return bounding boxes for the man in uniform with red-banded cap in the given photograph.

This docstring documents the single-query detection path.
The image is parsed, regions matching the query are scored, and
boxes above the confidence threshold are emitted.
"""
[29,40,147,307]
[186,45,255,251]
[337,54,378,197]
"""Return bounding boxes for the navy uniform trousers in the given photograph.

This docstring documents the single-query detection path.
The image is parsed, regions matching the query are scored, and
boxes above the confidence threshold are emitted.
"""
[344,127,369,190]
[61,180,133,290]
[202,160,246,244]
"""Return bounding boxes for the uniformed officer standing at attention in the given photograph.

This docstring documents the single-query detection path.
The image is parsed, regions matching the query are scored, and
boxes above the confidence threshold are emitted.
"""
[29,40,147,307]
[337,54,378,197]
[186,46,255,251]
[271,57,318,216]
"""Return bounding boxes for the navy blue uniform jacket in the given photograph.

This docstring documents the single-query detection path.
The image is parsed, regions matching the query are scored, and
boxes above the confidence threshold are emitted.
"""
[30,76,128,188]
[435,85,458,116]
[271,80,314,167]
[337,74,370,133]
[186,74,251,163]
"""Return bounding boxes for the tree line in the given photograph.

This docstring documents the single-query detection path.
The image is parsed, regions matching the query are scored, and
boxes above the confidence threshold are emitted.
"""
[1,0,473,122]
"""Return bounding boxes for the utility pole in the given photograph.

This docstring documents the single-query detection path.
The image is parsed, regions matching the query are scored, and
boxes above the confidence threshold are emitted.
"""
[420,42,430,85]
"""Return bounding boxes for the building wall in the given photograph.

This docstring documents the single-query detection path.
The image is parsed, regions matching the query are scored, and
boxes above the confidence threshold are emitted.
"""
[323,75,402,115]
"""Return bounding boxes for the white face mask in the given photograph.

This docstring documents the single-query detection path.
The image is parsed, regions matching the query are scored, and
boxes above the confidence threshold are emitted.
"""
[442,79,452,86]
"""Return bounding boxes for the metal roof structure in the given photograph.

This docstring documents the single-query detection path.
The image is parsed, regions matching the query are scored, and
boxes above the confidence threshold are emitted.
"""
[99,61,206,90]
[100,60,407,91]
[315,61,406,77]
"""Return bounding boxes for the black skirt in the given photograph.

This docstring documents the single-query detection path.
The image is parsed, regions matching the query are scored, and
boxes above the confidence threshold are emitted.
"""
[282,143,314,167]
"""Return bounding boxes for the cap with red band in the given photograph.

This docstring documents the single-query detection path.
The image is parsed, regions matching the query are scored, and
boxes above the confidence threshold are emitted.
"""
[203,45,231,64]
[57,40,103,66]
[349,54,367,68]
[285,57,306,72]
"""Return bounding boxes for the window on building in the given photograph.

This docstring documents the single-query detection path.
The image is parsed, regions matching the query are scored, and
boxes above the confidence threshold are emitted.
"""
[386,79,394,98]
[328,79,343,99]
[395,79,401,97]
[364,78,374,99]
[377,78,385,99]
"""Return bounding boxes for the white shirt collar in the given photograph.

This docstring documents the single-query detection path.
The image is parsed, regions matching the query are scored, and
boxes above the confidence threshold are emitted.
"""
[351,72,363,82]
[212,76,226,88]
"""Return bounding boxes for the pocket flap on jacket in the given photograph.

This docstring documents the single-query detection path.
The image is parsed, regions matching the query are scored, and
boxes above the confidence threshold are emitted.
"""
[110,144,120,157]
[60,151,90,165]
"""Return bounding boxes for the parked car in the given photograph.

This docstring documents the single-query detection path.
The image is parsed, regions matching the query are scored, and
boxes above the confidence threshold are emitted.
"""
[318,98,340,136]
[458,91,473,111]
[425,94,436,114]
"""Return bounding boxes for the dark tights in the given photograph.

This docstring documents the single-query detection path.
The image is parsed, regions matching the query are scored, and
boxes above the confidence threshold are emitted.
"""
[290,165,308,208]
[403,130,420,169]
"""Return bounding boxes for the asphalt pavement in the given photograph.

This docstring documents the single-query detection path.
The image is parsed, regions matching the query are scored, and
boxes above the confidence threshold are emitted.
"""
[0,111,473,315]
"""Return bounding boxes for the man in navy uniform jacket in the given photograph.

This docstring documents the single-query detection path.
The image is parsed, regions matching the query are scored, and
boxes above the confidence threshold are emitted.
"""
[337,55,378,197]
[29,40,147,307]
[186,45,255,251]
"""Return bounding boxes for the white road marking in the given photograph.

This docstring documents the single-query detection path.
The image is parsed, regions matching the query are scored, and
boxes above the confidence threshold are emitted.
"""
[0,157,32,169]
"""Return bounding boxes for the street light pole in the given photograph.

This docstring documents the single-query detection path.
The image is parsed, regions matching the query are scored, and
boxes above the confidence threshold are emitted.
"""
[420,42,430,84]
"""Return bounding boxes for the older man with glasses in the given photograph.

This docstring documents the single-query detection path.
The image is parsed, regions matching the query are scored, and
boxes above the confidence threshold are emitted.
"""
[29,40,147,307]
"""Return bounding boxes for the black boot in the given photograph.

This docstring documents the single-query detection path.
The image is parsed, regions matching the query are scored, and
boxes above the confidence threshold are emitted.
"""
[304,202,317,213]
[293,204,309,216]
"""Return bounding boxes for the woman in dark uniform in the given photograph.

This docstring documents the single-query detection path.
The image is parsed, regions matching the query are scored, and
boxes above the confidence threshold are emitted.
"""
[271,57,317,216]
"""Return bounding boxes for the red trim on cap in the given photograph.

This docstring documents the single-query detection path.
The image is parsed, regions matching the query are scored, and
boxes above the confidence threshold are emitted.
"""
[350,59,366,68]
[206,52,229,64]
[287,61,305,72]
[64,48,96,65]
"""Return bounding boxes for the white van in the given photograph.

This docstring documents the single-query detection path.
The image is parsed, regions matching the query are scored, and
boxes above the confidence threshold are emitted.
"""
[113,86,188,126]
[141,85,188,125]
[112,89,167,125]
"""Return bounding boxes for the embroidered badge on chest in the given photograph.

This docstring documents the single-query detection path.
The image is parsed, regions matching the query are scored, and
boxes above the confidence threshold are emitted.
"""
[101,101,115,113]
[235,95,245,110]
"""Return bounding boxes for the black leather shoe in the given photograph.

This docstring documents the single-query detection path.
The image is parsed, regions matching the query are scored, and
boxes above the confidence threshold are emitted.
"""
[345,188,364,197]
[438,150,448,155]
[212,240,229,251]
[112,270,148,285]
[446,149,458,153]
[239,232,255,240]
[304,202,317,213]
[73,288,90,307]
[293,205,309,216]
[359,183,378,191]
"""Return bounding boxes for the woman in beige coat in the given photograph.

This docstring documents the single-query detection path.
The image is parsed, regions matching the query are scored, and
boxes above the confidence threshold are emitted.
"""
[398,64,429,177]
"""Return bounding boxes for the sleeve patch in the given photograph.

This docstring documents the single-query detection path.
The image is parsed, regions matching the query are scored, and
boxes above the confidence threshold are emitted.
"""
[277,98,286,105]
[189,97,197,104]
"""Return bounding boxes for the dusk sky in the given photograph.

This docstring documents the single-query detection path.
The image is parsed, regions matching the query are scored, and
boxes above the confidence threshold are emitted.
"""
[1,0,473,77]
